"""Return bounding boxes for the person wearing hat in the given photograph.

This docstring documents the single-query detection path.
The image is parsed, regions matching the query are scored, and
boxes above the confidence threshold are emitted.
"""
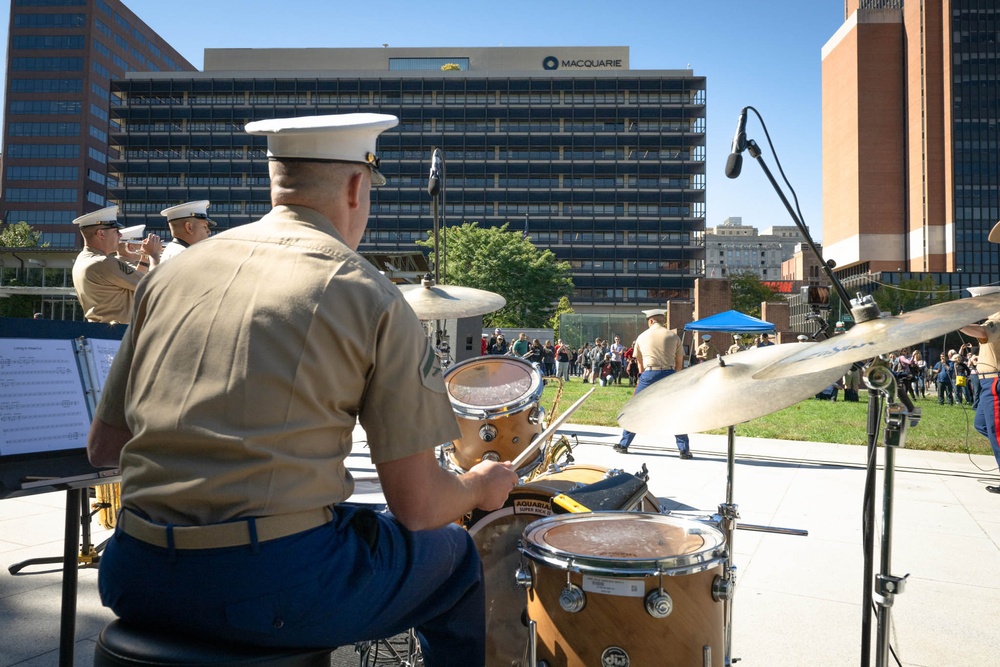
[71,205,162,324]
[756,332,775,347]
[87,113,518,661]
[614,308,692,458]
[695,334,718,363]
[159,200,217,262]
[961,225,1000,494]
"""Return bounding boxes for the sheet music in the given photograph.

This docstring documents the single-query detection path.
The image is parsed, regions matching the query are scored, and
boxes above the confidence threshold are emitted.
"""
[86,338,122,394]
[0,339,91,457]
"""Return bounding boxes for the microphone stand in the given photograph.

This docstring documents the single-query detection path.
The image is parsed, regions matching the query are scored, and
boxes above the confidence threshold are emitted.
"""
[427,150,451,369]
[743,136,900,667]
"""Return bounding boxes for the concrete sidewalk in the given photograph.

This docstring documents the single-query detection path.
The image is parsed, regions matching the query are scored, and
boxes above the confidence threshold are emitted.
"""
[1,426,998,666]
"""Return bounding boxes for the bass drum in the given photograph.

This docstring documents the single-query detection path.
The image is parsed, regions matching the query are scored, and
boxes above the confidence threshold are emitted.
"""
[465,464,661,667]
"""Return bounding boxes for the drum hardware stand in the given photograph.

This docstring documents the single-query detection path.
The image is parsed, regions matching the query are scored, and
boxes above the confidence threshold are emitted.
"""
[861,362,918,667]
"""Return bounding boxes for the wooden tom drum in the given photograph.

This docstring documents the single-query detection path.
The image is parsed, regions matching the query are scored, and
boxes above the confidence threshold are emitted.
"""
[520,512,727,667]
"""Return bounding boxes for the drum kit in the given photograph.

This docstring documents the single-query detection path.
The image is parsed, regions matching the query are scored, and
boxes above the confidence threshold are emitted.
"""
[361,281,1000,667]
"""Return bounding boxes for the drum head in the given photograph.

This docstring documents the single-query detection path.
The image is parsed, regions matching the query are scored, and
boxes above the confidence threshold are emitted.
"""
[522,512,726,577]
[445,356,543,416]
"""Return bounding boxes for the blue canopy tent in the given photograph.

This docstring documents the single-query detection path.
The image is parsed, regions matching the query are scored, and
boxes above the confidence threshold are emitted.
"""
[683,310,775,334]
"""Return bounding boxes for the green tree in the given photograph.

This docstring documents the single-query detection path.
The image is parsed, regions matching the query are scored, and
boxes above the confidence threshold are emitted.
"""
[872,276,953,316]
[548,295,574,340]
[0,220,48,318]
[730,271,784,318]
[419,222,574,328]
[0,221,46,248]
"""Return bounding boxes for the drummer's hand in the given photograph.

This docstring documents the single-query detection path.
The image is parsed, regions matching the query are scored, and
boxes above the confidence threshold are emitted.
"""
[466,460,518,512]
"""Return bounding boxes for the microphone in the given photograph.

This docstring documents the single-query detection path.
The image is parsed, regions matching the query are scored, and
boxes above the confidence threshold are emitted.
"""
[427,149,442,197]
[724,107,748,179]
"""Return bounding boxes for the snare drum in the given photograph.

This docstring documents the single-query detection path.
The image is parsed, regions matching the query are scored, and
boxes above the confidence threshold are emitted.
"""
[444,356,545,474]
[519,512,727,667]
[465,465,661,667]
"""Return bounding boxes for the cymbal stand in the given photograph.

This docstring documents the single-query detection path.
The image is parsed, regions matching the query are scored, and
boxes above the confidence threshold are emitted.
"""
[714,421,809,666]
[862,363,919,667]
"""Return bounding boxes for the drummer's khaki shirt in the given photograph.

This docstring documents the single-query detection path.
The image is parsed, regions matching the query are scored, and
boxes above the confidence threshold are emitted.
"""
[975,312,1000,375]
[96,205,460,525]
[72,248,143,324]
[634,322,683,371]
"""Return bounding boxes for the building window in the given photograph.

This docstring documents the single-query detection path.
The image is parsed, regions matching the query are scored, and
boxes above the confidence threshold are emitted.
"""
[9,100,81,115]
[6,210,76,225]
[89,125,108,143]
[11,57,84,71]
[6,166,79,181]
[7,188,78,202]
[86,191,106,206]
[12,34,85,49]
[9,122,80,136]
[87,169,106,185]
[10,77,81,93]
[12,13,85,28]
[88,147,107,163]
[93,61,110,78]
[7,143,79,158]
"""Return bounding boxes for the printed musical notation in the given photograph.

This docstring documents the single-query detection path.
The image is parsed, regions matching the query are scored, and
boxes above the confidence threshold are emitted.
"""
[87,338,122,393]
[0,339,91,457]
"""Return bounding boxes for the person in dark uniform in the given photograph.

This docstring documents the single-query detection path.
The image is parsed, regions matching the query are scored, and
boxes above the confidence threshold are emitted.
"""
[88,113,518,665]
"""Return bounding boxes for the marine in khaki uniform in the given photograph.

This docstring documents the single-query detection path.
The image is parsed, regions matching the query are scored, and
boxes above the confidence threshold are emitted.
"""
[87,113,518,662]
[695,334,718,363]
[71,205,161,324]
[615,308,692,458]
[158,199,217,262]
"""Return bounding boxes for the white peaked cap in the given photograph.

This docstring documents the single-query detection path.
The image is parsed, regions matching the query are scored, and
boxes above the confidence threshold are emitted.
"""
[244,113,398,186]
[119,225,146,241]
[73,205,120,228]
[642,308,666,318]
[161,200,216,227]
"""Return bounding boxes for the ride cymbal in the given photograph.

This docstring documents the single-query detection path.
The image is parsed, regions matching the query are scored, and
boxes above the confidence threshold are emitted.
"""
[398,283,506,320]
[752,293,1000,380]
[617,343,850,435]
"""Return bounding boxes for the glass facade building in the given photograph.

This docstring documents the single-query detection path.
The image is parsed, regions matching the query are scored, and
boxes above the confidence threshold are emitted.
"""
[1,0,195,247]
[108,47,707,309]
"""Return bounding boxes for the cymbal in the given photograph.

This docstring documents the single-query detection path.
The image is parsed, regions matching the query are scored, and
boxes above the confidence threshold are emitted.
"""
[617,343,851,435]
[753,293,1000,381]
[398,283,506,320]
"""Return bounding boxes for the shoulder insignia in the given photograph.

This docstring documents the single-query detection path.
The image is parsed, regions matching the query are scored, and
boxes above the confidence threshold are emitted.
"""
[116,260,135,275]
[419,343,444,390]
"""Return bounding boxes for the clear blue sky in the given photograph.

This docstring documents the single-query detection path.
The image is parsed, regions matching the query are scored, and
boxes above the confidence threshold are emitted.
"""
[0,0,845,241]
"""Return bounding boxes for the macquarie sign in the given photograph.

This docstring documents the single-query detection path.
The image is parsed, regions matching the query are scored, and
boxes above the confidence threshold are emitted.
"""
[542,54,626,70]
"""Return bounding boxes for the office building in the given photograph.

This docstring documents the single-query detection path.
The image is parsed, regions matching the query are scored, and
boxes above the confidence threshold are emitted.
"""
[821,0,1000,285]
[108,46,707,310]
[704,216,804,280]
[1,0,195,248]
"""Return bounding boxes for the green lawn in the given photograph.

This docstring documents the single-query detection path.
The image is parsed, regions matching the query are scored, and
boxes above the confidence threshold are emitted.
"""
[540,376,992,456]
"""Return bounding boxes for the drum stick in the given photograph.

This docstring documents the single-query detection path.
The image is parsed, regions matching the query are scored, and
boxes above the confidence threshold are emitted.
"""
[510,387,596,471]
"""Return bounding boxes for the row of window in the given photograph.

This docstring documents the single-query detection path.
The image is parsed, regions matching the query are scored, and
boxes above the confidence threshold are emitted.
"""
[8,100,81,115]
[12,13,85,27]
[10,77,82,93]
[6,166,79,181]
[125,92,704,106]
[11,34,85,49]
[6,188,78,202]
[11,56,83,71]
[124,120,703,135]
[6,143,80,158]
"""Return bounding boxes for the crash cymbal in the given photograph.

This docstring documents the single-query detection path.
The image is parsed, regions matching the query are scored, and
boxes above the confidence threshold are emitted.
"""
[617,343,850,435]
[753,292,1000,381]
[398,282,506,320]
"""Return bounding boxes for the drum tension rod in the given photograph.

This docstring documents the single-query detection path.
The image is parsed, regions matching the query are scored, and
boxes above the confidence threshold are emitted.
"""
[645,572,673,619]
[558,570,586,613]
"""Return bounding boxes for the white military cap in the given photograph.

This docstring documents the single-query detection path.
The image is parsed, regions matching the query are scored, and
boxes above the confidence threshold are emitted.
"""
[119,224,146,241]
[161,200,216,228]
[641,308,666,319]
[989,220,1000,243]
[701,334,712,340]
[244,113,398,186]
[73,205,121,229]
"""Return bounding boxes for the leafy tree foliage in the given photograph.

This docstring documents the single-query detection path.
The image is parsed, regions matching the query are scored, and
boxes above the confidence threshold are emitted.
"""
[730,271,784,318]
[419,222,574,328]
[872,276,953,316]
[548,295,574,340]
[0,221,46,248]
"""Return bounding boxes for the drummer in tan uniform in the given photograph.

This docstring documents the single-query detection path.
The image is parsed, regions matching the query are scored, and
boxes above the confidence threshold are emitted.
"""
[71,205,161,324]
[87,113,518,664]
[158,199,217,262]
[615,308,693,458]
